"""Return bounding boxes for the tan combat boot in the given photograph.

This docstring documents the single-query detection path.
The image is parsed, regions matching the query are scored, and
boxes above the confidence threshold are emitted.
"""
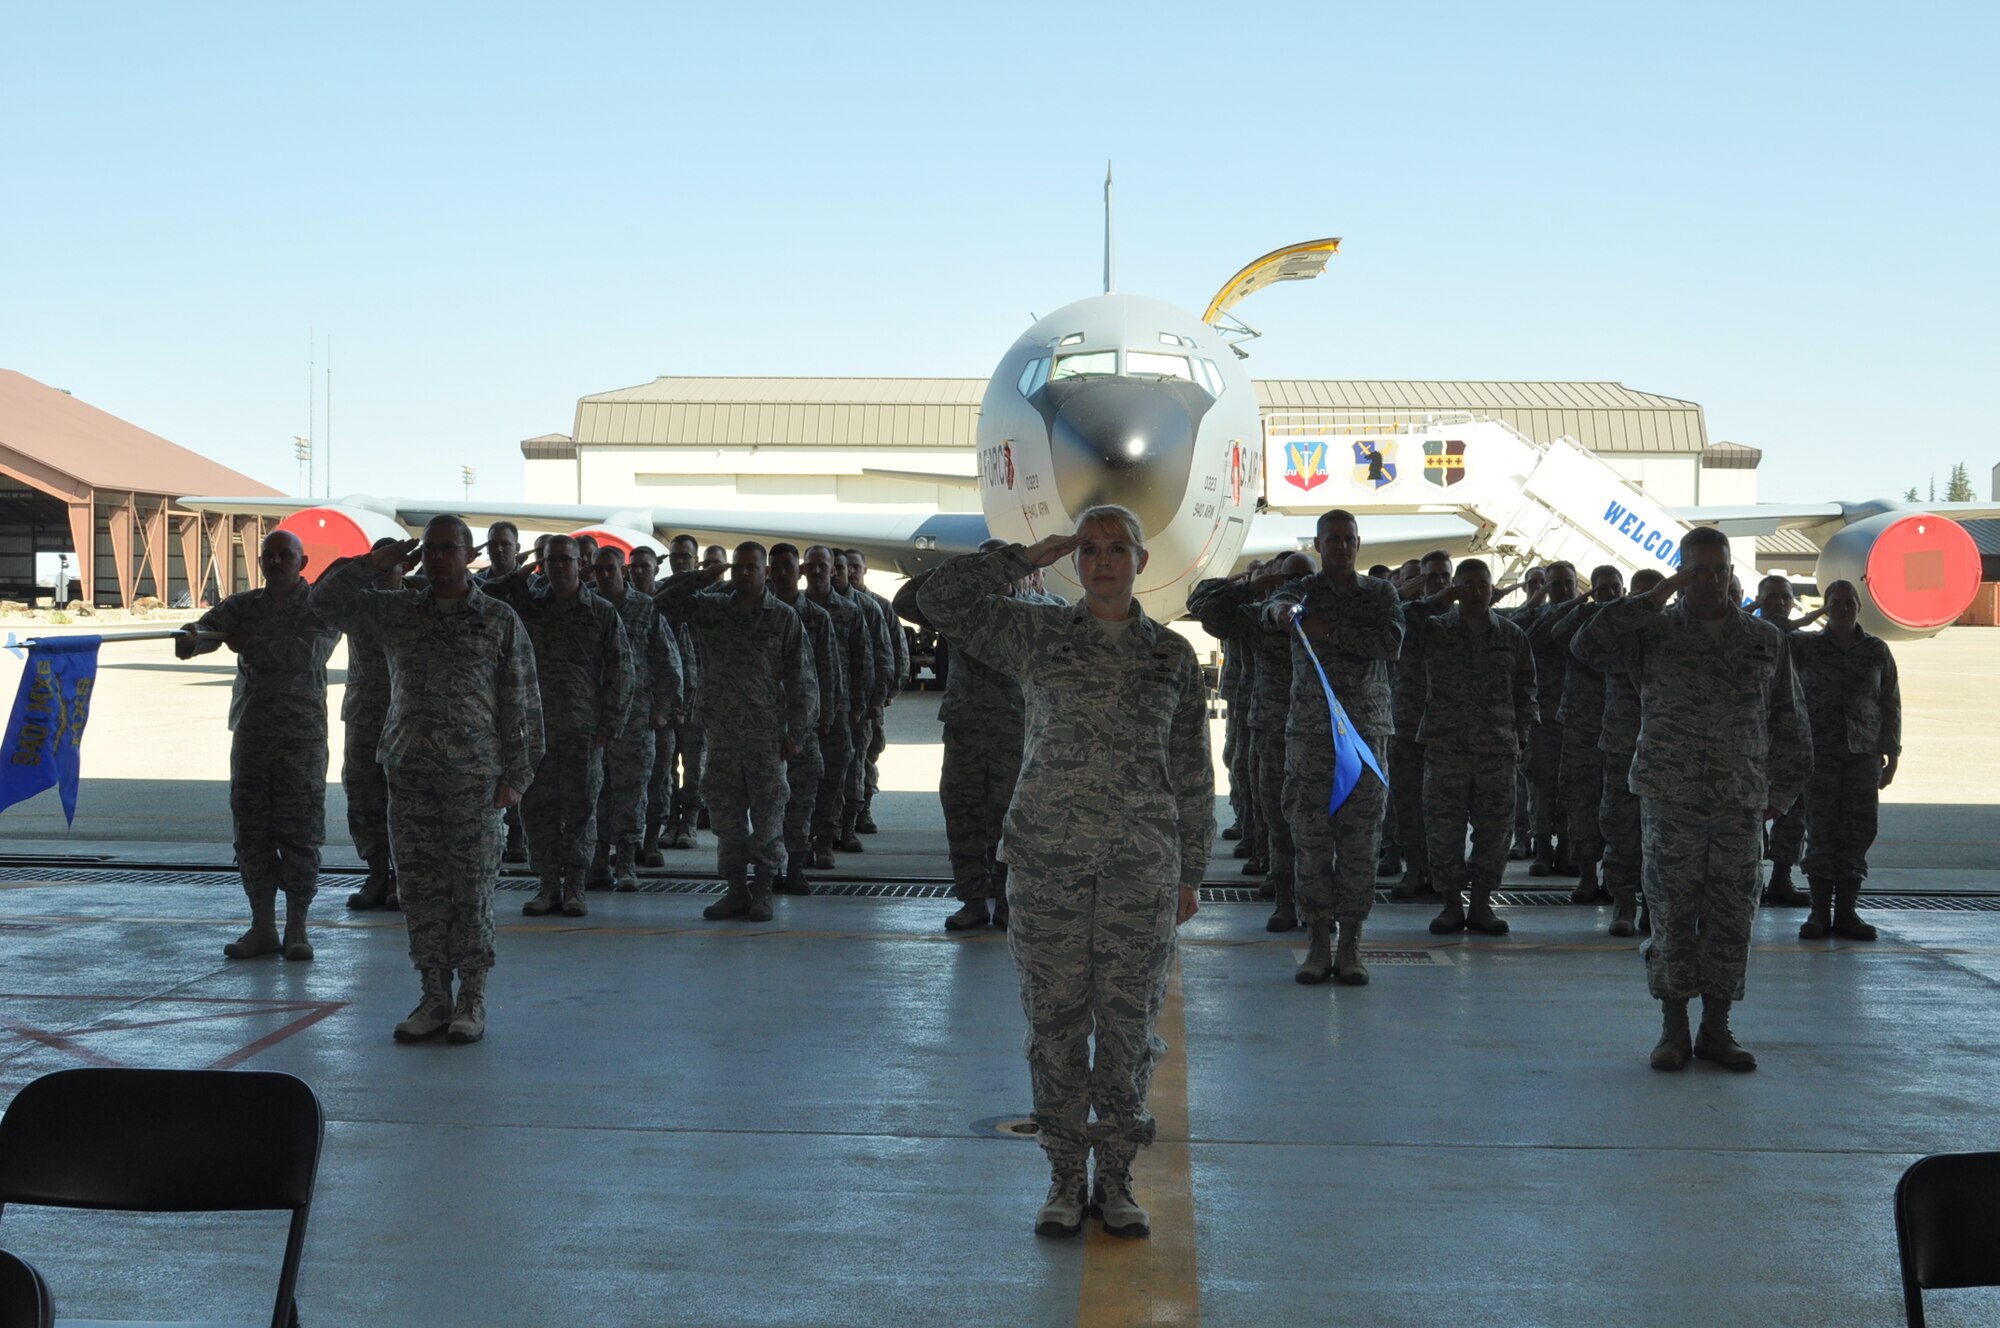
[1034,1159,1089,1239]
[703,876,752,921]
[1830,879,1878,941]
[393,969,455,1043]
[1650,997,1692,1071]
[281,893,314,962]
[1798,877,1834,940]
[1295,921,1334,985]
[1333,919,1370,985]
[447,969,487,1044]
[522,882,561,916]
[1092,1150,1151,1238]
[224,895,281,959]
[1466,889,1510,936]
[1694,995,1756,1071]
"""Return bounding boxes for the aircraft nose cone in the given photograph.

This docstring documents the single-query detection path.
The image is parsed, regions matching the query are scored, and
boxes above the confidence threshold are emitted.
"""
[1043,377,1201,539]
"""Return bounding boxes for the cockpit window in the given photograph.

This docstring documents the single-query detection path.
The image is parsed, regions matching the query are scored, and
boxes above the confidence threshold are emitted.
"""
[1056,333,1085,347]
[1125,350,1194,382]
[1050,350,1118,380]
[1195,357,1225,395]
[1017,356,1051,398]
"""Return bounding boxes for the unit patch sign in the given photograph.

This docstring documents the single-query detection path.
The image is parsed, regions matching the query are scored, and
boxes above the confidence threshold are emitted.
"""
[1422,439,1466,488]
[1350,440,1398,492]
[1282,438,1329,492]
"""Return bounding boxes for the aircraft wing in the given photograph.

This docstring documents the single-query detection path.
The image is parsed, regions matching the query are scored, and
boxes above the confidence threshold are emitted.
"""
[1679,500,2000,540]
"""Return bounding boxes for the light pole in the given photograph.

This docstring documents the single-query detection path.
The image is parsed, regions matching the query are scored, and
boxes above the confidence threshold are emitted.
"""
[293,436,312,495]
[461,465,476,500]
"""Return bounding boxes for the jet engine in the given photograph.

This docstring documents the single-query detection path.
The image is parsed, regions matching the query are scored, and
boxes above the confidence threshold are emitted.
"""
[567,524,660,558]
[275,504,411,582]
[1814,511,1983,641]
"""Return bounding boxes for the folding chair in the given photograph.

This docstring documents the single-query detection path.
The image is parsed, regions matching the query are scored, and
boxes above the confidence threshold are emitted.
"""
[0,1248,54,1328]
[1895,1150,2000,1327]
[0,1069,323,1328]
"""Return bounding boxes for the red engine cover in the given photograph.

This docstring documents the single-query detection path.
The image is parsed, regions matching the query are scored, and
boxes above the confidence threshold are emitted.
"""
[1862,514,1982,630]
[275,506,409,582]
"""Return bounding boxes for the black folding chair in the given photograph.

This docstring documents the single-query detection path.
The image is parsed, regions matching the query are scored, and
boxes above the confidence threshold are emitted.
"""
[0,1068,323,1328]
[0,1249,54,1328]
[1895,1150,2000,1327]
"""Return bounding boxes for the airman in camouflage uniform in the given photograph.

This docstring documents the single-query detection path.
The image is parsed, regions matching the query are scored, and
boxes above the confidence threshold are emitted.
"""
[1390,551,1454,898]
[657,542,815,922]
[657,535,708,853]
[590,548,683,891]
[1573,529,1810,1072]
[901,544,1030,931]
[770,544,837,895]
[1498,567,1548,858]
[1753,574,1819,906]
[1417,560,1536,936]
[805,545,869,870]
[476,523,531,866]
[918,508,1210,1242]
[626,546,685,865]
[341,539,407,911]
[1265,510,1403,986]
[1216,574,1254,845]
[846,549,906,834]
[1189,552,1311,931]
[1521,563,1579,875]
[483,538,635,918]
[178,530,340,963]
[1546,567,1625,903]
[1792,579,1900,942]
[832,553,888,852]
[1593,568,1664,935]
[311,518,544,1044]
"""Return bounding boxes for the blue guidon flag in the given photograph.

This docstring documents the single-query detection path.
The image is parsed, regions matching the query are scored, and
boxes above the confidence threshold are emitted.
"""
[0,636,101,823]
[1290,613,1386,814]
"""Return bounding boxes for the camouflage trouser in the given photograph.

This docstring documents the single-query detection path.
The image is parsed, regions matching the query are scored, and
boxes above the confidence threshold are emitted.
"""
[1007,868,1177,1166]
[812,720,853,843]
[342,721,390,864]
[1284,733,1389,927]
[1423,747,1515,895]
[840,716,871,837]
[596,722,655,849]
[1222,709,1242,828]
[940,723,1022,901]
[1766,798,1806,867]
[1514,764,1530,843]
[1598,746,1642,902]
[522,734,604,890]
[1561,726,1606,866]
[1802,751,1880,881]
[1639,798,1762,1001]
[1379,785,1400,857]
[864,710,887,808]
[647,724,675,834]
[387,762,503,973]
[784,735,824,871]
[1239,727,1266,860]
[706,743,789,883]
[1527,719,1566,844]
[231,737,326,905]
[1253,727,1296,905]
[1390,736,1427,873]
[669,719,705,822]
[1226,708,1255,832]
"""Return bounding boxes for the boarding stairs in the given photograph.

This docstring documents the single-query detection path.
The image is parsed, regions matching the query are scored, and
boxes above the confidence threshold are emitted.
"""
[1260,410,1691,586]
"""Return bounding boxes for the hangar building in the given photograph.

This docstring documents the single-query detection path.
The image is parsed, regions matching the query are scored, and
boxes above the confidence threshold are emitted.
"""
[0,370,282,607]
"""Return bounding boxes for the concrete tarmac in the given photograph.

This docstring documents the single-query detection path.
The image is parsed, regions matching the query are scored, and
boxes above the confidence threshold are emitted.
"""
[0,626,1996,1325]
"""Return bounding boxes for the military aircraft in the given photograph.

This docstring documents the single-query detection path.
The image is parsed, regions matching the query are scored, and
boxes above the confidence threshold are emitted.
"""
[181,178,1998,637]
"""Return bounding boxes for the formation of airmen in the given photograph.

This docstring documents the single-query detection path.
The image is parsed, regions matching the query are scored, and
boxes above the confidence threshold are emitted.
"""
[180,505,1901,1074]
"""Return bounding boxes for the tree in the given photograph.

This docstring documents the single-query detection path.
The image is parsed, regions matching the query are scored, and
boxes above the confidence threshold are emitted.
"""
[1929,476,1937,502]
[1947,462,1975,502]
[1903,486,1921,501]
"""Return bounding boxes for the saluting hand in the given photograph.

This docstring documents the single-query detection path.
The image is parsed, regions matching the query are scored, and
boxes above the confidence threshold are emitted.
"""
[371,538,421,573]
[1022,532,1086,568]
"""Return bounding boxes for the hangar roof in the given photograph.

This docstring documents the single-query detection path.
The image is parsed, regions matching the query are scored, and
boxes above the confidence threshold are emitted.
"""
[0,369,280,498]
[559,376,1709,458]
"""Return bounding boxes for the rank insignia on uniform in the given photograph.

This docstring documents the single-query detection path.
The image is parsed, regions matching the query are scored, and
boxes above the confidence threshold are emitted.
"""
[1422,439,1466,488]
[1282,438,1329,492]
[1351,440,1398,492]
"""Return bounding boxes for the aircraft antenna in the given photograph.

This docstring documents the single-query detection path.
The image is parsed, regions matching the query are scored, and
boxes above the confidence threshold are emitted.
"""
[306,328,316,499]
[1103,162,1115,294]
[325,334,333,498]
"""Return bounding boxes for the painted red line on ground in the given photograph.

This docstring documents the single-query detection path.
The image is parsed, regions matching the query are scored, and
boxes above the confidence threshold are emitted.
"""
[207,1003,347,1071]
[4,1024,121,1067]
[83,1005,331,1034]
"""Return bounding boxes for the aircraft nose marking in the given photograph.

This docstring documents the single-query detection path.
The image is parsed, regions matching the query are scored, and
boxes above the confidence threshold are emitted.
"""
[1039,376,1207,536]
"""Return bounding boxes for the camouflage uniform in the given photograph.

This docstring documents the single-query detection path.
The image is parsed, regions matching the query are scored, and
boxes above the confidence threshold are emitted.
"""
[311,563,544,973]
[919,546,1211,1172]
[1549,600,1612,869]
[1189,578,1295,910]
[188,580,339,908]
[484,575,635,896]
[341,615,393,867]
[901,573,1024,903]
[1419,609,1537,898]
[1574,600,1811,1000]
[598,587,683,859]
[1793,629,1900,881]
[1763,618,1810,871]
[1218,638,1250,834]
[1522,599,1579,859]
[1265,573,1403,928]
[775,589,838,881]
[658,578,815,892]
[808,587,870,849]
[856,584,907,817]
[659,618,703,841]
[1594,643,1646,910]
[837,585,889,842]
[1391,594,1451,880]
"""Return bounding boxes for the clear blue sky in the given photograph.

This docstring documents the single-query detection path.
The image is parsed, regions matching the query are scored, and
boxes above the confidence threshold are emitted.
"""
[5,2,1994,505]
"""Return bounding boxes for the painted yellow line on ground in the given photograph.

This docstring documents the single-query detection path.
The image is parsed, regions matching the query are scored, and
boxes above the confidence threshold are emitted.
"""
[1076,959,1200,1328]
